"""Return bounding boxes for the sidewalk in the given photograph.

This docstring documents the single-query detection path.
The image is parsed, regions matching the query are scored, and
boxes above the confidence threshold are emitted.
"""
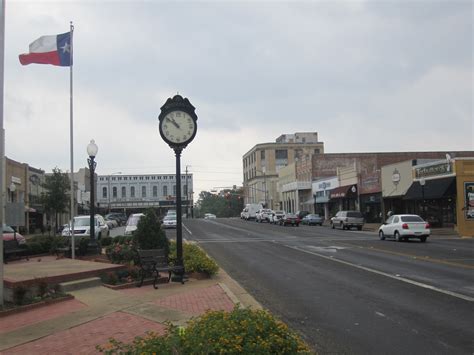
[0,267,262,354]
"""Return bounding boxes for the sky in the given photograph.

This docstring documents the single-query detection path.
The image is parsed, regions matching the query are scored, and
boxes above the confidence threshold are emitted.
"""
[3,0,473,199]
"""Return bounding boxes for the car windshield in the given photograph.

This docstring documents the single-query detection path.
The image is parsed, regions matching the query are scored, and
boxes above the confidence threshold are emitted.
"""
[401,215,424,222]
[347,212,363,218]
[164,216,176,221]
[3,224,14,233]
[308,214,320,218]
[127,215,142,226]
[74,217,94,226]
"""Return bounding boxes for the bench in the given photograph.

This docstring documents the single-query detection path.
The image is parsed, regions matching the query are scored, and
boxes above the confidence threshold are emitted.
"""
[137,249,184,289]
[3,238,29,263]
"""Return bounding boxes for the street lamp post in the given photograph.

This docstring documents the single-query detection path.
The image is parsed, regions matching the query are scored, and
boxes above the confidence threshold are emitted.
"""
[108,172,122,214]
[87,139,99,254]
[420,178,426,219]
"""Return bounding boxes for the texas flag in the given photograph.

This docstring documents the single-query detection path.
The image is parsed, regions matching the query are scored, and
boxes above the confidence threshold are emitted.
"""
[19,32,72,66]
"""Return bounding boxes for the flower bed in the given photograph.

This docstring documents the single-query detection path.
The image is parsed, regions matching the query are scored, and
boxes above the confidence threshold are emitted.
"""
[0,294,74,317]
[97,306,312,354]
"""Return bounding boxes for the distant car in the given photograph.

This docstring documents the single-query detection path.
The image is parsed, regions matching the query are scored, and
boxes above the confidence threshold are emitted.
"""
[279,213,300,227]
[124,213,145,236]
[62,215,109,239]
[301,214,323,226]
[2,224,26,245]
[162,215,177,229]
[269,210,285,224]
[331,211,364,230]
[378,214,430,242]
[204,213,216,219]
[105,217,118,229]
[256,209,273,223]
[105,213,127,226]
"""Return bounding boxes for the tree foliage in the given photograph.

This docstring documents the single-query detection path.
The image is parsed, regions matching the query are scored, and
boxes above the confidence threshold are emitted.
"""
[41,167,70,233]
[133,208,169,253]
[195,188,244,218]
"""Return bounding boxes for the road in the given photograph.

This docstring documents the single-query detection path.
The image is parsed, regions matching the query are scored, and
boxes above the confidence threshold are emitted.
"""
[171,218,474,355]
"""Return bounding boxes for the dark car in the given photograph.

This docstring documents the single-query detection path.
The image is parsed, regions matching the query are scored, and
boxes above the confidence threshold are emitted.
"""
[301,214,323,226]
[296,211,310,219]
[279,213,300,227]
[106,213,127,226]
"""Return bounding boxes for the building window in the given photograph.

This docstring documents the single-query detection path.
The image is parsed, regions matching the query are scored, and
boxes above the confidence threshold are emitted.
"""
[153,186,158,197]
[121,186,126,198]
[183,185,187,196]
[163,185,168,196]
[275,149,288,159]
[131,186,135,198]
[102,187,107,198]
[112,187,117,198]
[142,186,146,198]
[173,185,176,196]
[261,150,265,160]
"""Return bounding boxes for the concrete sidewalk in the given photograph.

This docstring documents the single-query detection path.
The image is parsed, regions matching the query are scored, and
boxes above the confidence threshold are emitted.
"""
[0,268,261,354]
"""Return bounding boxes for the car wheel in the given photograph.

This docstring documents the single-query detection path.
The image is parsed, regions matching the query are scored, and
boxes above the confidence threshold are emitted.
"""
[331,222,335,229]
[340,222,344,230]
[379,230,385,240]
[420,236,427,243]
[357,226,362,231]
[395,231,401,242]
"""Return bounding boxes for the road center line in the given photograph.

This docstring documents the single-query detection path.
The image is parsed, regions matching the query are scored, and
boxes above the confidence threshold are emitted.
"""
[278,242,474,302]
[182,223,192,235]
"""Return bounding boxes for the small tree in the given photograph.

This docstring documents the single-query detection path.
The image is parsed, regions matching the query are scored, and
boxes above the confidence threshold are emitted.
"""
[41,167,70,235]
[133,209,169,254]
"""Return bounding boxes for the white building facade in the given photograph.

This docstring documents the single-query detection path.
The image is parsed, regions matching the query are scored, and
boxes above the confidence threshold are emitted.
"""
[96,173,193,214]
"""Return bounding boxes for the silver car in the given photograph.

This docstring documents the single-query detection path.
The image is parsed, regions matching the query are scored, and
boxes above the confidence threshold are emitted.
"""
[62,215,109,239]
[331,211,364,230]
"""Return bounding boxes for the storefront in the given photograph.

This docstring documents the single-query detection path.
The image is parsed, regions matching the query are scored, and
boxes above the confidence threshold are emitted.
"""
[330,184,358,211]
[455,158,474,237]
[313,177,338,220]
[359,171,382,223]
[381,160,416,218]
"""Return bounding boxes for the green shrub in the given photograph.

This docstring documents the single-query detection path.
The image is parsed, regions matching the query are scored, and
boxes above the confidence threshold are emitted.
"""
[13,285,29,305]
[169,241,219,276]
[26,241,44,256]
[100,236,113,247]
[78,237,90,256]
[97,307,312,354]
[133,209,169,253]
[105,242,138,265]
[36,278,49,297]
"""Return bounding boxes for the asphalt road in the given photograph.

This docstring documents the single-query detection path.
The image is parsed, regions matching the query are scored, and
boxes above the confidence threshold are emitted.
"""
[173,218,474,355]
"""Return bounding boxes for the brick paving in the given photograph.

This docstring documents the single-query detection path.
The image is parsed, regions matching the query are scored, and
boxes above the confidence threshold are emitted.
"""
[3,312,167,355]
[0,299,86,334]
[153,284,235,315]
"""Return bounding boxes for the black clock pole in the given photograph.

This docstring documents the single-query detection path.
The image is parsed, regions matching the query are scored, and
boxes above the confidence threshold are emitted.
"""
[174,147,184,281]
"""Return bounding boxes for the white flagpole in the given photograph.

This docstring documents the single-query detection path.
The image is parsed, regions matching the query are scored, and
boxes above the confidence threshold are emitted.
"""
[69,22,75,259]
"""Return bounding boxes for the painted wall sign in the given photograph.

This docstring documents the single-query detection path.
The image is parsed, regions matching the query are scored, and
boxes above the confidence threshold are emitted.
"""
[465,182,474,220]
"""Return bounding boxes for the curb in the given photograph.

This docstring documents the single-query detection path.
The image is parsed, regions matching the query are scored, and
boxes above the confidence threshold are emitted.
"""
[218,282,244,309]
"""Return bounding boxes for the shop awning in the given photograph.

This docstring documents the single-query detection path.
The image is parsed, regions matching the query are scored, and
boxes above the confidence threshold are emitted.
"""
[315,196,329,204]
[303,198,315,205]
[330,185,357,199]
[403,177,456,200]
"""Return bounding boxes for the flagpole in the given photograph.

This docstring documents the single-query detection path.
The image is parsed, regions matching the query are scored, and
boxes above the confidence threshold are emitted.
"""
[69,22,75,259]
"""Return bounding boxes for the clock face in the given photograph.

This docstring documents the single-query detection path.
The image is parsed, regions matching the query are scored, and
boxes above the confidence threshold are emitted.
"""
[160,111,196,145]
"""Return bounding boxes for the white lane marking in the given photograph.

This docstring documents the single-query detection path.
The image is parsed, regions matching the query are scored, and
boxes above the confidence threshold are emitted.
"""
[375,312,386,318]
[182,223,192,235]
[280,243,474,302]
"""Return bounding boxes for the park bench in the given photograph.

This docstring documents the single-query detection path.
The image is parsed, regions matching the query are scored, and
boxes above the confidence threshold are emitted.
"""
[137,249,184,289]
[3,238,29,263]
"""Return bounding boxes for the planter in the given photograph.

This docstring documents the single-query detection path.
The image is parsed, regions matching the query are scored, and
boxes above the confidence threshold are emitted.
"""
[0,294,74,318]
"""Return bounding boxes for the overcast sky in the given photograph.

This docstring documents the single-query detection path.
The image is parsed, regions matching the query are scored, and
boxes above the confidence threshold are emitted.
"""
[4,0,473,198]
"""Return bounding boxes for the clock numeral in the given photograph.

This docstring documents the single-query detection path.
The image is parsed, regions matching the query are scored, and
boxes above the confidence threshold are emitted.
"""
[163,124,168,129]
[176,112,182,117]
[187,131,191,135]
[189,125,193,129]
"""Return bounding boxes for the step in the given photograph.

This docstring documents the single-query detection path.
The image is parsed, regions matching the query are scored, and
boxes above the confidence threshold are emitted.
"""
[59,277,102,292]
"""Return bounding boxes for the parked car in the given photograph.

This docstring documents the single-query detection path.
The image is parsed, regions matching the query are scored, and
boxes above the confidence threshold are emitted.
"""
[296,211,310,219]
[279,213,300,227]
[330,211,364,230]
[301,214,323,226]
[105,213,127,226]
[269,210,286,224]
[256,209,273,223]
[162,215,177,229]
[62,215,109,239]
[2,224,26,244]
[105,216,118,229]
[204,213,216,219]
[378,214,430,242]
[124,213,145,236]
